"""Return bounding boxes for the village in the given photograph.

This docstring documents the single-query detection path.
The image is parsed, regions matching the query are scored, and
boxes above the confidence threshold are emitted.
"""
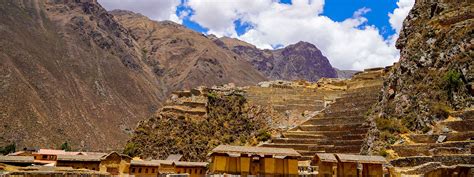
[0,145,393,177]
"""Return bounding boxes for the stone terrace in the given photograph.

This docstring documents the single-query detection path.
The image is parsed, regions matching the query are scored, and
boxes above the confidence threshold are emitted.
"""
[389,109,474,174]
[261,68,386,160]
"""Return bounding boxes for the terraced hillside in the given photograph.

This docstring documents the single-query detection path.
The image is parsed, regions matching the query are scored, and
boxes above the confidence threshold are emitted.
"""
[261,68,387,160]
[389,109,473,175]
[245,85,343,127]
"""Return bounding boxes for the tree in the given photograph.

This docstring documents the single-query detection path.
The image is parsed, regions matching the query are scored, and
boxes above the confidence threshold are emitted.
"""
[60,141,72,151]
[0,143,16,155]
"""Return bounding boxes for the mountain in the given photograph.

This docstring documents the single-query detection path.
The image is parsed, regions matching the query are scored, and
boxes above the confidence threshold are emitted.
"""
[363,0,473,155]
[0,0,265,151]
[109,10,266,92]
[214,37,338,82]
[335,68,360,79]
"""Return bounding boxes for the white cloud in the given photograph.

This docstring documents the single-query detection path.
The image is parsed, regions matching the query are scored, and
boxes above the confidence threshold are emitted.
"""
[98,0,181,23]
[186,0,405,70]
[389,0,415,33]
[97,0,415,70]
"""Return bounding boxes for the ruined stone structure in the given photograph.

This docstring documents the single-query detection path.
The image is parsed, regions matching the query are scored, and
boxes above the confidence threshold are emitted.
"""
[244,79,350,128]
[161,87,209,119]
[261,68,387,160]
[388,109,474,175]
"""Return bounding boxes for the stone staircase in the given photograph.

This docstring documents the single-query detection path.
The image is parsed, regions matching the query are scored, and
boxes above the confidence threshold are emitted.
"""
[261,80,383,160]
[389,109,474,175]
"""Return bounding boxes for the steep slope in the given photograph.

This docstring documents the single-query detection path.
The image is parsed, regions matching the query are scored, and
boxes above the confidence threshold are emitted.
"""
[361,0,473,173]
[124,86,280,161]
[215,37,338,82]
[262,68,387,160]
[0,0,267,151]
[0,0,163,150]
[110,10,266,92]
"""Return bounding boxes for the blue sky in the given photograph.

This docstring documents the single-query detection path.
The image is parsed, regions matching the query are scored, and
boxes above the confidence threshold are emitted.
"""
[179,0,399,40]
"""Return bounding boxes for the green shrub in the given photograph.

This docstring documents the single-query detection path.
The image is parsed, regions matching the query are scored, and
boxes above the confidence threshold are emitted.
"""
[375,117,408,134]
[443,70,462,99]
[0,143,16,155]
[256,130,272,142]
[123,142,139,157]
[379,148,389,157]
[60,141,72,151]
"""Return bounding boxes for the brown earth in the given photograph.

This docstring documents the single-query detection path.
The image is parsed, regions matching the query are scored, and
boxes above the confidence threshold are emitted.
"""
[0,0,265,151]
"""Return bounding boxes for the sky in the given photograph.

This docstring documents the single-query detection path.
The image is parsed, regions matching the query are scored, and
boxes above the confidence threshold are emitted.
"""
[98,0,415,70]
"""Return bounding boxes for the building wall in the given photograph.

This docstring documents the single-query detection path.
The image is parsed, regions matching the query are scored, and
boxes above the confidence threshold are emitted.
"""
[56,161,100,171]
[210,155,298,176]
[362,164,383,177]
[316,161,337,177]
[176,166,206,177]
[337,162,358,177]
[99,153,130,176]
[33,154,56,161]
[130,165,159,177]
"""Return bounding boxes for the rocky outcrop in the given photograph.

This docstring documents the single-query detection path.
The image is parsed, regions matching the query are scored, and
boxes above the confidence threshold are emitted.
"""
[215,37,338,82]
[363,0,473,154]
[123,86,282,161]
[361,1,473,175]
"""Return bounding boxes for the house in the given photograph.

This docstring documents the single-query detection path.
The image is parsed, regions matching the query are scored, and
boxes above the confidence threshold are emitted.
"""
[130,159,207,177]
[313,153,338,177]
[173,161,207,177]
[130,160,160,177]
[56,152,131,176]
[56,154,103,171]
[208,145,301,176]
[334,154,386,177]
[0,156,35,166]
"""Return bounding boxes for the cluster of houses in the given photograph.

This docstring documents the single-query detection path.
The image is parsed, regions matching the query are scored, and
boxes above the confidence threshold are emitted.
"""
[0,145,388,176]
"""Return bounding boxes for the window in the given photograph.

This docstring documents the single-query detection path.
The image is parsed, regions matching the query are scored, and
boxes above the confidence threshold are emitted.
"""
[42,155,48,159]
[145,168,148,173]
[92,168,96,171]
[152,169,155,173]
[138,168,142,173]
[131,168,135,173]
[194,169,197,174]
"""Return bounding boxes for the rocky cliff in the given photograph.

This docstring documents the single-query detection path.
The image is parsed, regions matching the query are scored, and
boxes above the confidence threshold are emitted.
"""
[363,0,473,155]
[215,37,338,82]
[124,86,282,161]
[0,0,265,151]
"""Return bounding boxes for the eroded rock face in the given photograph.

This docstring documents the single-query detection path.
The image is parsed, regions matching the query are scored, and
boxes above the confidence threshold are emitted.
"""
[216,38,338,82]
[363,0,473,155]
[124,87,282,161]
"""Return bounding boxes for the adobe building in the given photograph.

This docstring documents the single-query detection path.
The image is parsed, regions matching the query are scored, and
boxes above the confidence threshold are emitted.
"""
[130,160,160,177]
[56,152,131,176]
[208,145,301,176]
[313,153,338,177]
[0,156,36,167]
[130,159,207,177]
[334,154,386,177]
[161,161,207,177]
